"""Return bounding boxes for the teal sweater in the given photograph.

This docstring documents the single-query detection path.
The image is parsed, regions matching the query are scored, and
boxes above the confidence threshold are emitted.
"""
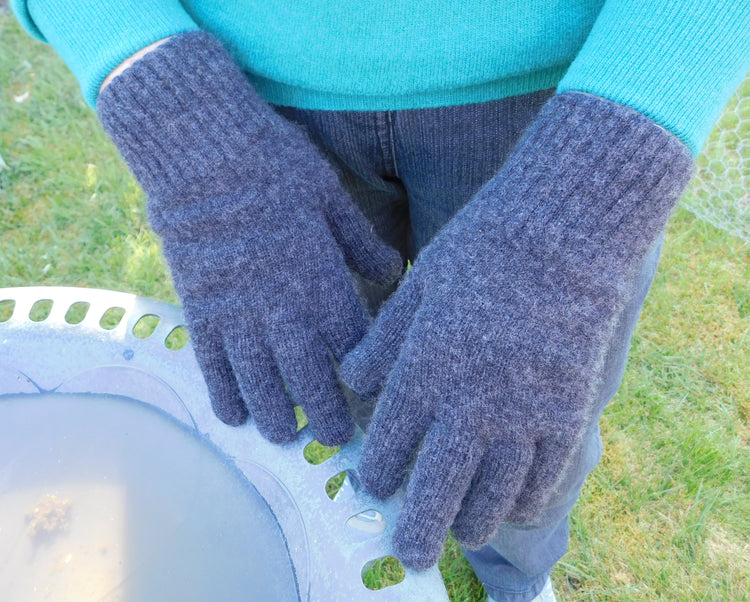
[11,0,750,155]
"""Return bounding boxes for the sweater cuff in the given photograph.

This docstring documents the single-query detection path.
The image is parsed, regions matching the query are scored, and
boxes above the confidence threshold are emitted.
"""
[558,0,750,156]
[14,0,198,108]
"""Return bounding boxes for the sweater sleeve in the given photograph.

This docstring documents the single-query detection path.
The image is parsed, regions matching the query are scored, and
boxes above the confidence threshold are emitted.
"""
[9,0,199,108]
[557,0,750,156]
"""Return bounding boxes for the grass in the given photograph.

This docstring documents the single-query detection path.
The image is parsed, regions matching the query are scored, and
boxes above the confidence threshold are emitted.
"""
[2,14,748,601]
[560,209,750,601]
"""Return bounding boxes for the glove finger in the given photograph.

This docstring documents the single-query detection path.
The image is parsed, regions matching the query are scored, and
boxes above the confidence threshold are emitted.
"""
[324,191,403,285]
[392,423,486,571]
[223,329,298,444]
[189,320,248,426]
[451,441,533,549]
[313,269,370,361]
[340,272,423,400]
[271,326,354,447]
[357,354,431,498]
[506,431,574,525]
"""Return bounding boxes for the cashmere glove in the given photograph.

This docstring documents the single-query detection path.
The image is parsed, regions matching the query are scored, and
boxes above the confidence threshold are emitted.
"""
[341,92,693,569]
[97,32,402,446]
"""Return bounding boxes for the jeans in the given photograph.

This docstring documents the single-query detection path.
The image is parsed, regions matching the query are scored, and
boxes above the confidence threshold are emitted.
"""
[275,90,664,602]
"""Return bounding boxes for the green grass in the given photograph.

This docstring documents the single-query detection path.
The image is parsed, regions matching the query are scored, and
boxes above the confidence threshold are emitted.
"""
[2,14,748,601]
[0,14,175,303]
[559,209,750,601]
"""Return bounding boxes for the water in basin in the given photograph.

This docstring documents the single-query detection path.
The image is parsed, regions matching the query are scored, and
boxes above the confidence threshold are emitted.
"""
[0,393,299,601]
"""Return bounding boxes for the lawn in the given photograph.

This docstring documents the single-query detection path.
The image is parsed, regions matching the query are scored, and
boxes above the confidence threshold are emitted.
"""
[1,12,748,601]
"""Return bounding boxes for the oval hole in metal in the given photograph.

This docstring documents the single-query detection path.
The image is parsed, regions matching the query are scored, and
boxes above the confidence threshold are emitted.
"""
[325,471,347,500]
[132,314,161,339]
[361,556,405,591]
[29,299,53,322]
[99,306,125,330]
[303,440,340,465]
[0,299,15,322]
[64,301,90,325]
[347,509,386,535]
[164,325,189,350]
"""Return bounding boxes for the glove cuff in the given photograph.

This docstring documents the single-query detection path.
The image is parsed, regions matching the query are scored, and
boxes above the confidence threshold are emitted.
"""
[96,31,275,200]
[495,92,694,270]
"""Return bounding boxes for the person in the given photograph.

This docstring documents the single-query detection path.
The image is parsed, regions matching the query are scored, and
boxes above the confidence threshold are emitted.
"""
[10,1,750,600]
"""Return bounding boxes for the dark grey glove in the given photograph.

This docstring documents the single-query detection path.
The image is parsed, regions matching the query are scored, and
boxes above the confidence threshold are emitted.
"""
[97,32,402,446]
[342,92,693,569]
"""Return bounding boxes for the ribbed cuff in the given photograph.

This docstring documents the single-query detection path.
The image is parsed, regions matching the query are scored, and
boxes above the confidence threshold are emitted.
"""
[496,92,693,269]
[97,31,273,199]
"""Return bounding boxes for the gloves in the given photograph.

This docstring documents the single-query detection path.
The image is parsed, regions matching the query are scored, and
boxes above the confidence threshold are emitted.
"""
[341,92,693,569]
[97,32,402,446]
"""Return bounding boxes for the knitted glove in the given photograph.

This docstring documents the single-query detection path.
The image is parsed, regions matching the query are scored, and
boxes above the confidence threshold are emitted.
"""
[97,32,402,446]
[341,92,693,569]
